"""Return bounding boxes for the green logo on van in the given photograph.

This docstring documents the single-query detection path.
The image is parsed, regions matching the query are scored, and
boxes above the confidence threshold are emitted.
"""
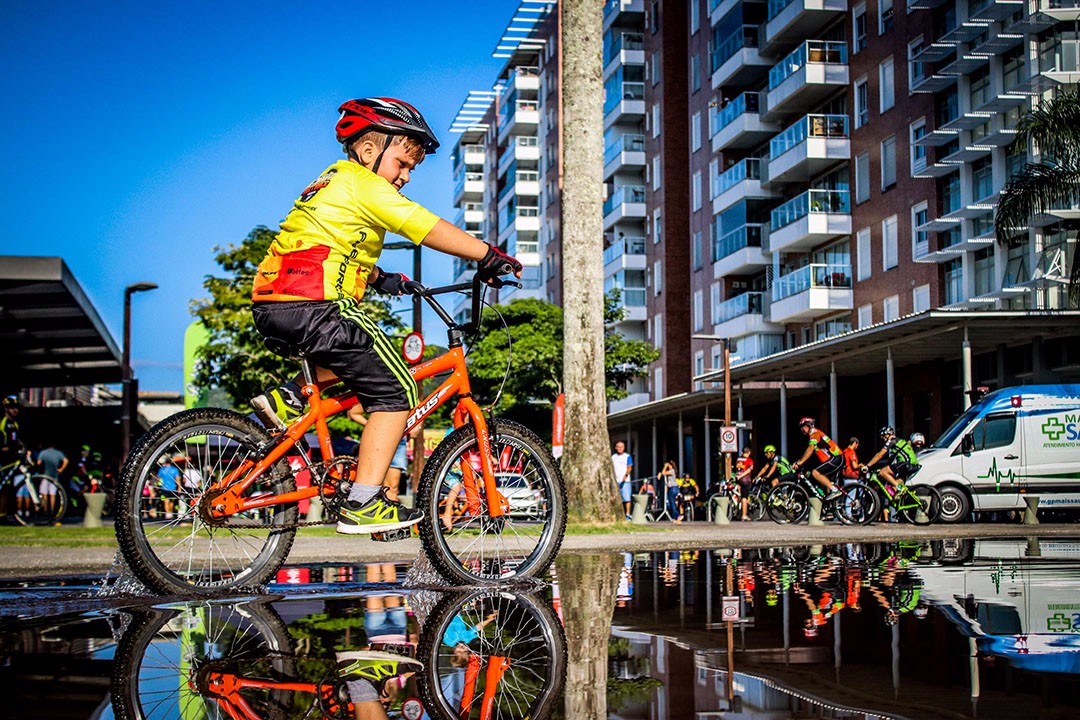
[1043,417,1067,440]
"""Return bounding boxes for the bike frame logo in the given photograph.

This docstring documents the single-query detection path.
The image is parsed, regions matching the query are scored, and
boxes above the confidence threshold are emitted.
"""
[1041,415,1080,443]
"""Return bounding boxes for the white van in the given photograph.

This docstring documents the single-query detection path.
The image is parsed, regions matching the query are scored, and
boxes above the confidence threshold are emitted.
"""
[915,384,1080,523]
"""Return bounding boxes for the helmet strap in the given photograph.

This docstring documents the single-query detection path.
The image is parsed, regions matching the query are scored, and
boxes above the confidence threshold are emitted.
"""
[371,134,395,174]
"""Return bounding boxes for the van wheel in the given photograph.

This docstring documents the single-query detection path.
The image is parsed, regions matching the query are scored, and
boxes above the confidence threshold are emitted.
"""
[937,485,971,523]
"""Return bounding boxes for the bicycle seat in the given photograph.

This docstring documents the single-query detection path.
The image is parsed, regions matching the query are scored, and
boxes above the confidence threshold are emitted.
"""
[263,337,301,358]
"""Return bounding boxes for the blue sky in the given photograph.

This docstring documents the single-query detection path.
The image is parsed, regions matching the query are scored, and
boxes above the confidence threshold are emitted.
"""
[0,1,514,392]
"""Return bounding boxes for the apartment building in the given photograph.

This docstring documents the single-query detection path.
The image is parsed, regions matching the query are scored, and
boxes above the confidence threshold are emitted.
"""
[452,0,1079,483]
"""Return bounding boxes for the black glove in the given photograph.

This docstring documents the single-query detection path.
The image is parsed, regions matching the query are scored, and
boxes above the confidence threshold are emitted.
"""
[477,244,522,285]
[369,268,422,296]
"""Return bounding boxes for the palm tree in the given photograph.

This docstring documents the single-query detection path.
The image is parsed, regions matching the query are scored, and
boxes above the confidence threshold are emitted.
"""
[995,91,1080,298]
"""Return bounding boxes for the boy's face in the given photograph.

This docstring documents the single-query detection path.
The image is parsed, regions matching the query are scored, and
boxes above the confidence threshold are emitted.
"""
[614,442,625,454]
[357,138,420,190]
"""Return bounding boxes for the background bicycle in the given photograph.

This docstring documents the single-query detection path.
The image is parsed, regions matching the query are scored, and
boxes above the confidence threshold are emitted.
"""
[0,459,66,526]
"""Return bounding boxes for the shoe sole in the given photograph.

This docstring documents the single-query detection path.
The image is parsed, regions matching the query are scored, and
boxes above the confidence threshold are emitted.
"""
[337,650,424,670]
[251,397,286,430]
[335,516,423,535]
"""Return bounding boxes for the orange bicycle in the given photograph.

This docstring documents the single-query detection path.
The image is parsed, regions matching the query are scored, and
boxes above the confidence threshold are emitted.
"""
[114,273,567,595]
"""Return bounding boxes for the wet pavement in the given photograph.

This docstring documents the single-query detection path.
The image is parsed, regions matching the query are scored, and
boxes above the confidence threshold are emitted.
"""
[1,536,1080,719]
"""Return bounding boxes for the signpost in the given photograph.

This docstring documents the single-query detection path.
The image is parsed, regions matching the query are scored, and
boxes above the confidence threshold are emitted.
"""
[719,426,738,453]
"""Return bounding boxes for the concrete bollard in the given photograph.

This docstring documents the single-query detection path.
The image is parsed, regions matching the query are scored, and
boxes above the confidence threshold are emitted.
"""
[83,493,106,528]
[631,494,649,524]
[714,496,731,525]
[306,496,324,523]
[1026,536,1042,557]
[1023,495,1040,525]
[808,497,824,526]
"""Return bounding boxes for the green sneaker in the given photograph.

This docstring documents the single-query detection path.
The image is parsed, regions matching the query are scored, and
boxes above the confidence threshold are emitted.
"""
[336,650,422,683]
[336,488,424,535]
[251,386,303,430]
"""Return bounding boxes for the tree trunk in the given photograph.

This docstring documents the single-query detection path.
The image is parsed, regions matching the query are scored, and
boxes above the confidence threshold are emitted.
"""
[558,553,622,720]
[560,0,621,522]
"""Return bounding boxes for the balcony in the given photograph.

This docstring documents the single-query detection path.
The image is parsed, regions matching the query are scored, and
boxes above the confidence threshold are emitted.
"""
[767,114,850,185]
[1040,0,1080,22]
[603,185,647,230]
[730,333,787,364]
[768,189,852,254]
[713,292,785,339]
[497,205,540,244]
[603,133,646,179]
[452,171,485,205]
[764,41,849,121]
[763,0,848,56]
[608,286,647,323]
[603,235,647,275]
[497,170,541,206]
[455,202,484,228]
[604,31,645,79]
[970,0,1024,22]
[609,392,651,413]
[603,0,645,31]
[712,158,776,214]
[511,66,540,93]
[711,26,772,89]
[712,224,770,278]
[497,99,540,143]
[712,92,780,152]
[453,144,486,175]
[498,136,540,176]
[769,263,854,323]
[603,80,646,129]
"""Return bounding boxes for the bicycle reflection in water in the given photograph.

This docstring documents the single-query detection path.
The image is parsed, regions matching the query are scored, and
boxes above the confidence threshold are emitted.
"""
[109,585,566,720]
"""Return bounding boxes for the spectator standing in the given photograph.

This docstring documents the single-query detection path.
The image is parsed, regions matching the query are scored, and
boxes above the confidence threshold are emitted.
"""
[658,460,679,521]
[35,443,67,522]
[156,457,181,520]
[735,446,754,521]
[611,441,634,520]
[842,438,862,482]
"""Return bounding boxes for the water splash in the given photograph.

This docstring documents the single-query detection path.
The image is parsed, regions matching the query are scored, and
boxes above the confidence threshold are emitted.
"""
[90,551,152,598]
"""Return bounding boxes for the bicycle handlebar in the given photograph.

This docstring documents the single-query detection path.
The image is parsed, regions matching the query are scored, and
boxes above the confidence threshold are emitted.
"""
[404,271,521,336]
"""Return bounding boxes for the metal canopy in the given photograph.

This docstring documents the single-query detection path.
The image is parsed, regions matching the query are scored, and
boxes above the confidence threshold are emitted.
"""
[0,256,122,388]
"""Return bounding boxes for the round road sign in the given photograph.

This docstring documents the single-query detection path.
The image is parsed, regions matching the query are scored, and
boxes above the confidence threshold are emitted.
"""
[402,697,424,720]
[402,332,425,364]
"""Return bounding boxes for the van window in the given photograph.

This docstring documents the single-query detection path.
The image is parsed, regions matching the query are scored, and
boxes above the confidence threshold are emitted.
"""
[971,413,1016,451]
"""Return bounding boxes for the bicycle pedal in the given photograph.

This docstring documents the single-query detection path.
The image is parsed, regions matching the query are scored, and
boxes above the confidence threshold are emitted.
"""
[371,528,412,542]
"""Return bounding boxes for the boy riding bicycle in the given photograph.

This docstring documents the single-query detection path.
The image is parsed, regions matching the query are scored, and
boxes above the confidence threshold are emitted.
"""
[249,97,521,537]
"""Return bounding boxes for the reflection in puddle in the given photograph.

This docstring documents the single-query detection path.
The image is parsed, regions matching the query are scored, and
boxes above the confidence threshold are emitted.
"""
[1,539,1080,718]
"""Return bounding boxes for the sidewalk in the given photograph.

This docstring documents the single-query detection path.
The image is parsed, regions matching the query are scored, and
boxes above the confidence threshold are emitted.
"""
[0,521,1077,580]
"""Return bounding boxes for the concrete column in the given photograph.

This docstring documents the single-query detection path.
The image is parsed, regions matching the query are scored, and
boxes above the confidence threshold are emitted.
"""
[704,405,712,495]
[780,378,789,458]
[830,362,839,437]
[651,419,658,478]
[962,325,973,409]
[886,347,896,429]
[677,412,685,475]
[737,394,745,449]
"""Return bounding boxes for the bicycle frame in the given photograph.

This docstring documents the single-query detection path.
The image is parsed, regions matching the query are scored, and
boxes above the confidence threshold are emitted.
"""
[863,470,918,513]
[200,670,347,720]
[459,653,510,720]
[1,461,42,507]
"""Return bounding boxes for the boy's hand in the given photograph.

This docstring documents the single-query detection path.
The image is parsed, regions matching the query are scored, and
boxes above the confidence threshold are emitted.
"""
[370,269,422,296]
[477,244,522,285]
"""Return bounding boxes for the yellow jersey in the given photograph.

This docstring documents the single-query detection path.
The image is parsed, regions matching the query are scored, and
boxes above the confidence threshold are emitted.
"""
[252,160,439,302]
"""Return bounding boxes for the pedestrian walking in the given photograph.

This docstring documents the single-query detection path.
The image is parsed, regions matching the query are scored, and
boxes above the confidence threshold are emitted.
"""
[611,441,634,520]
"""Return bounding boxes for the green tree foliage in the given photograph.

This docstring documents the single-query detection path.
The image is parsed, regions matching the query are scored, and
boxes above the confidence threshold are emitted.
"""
[466,292,658,427]
[189,226,403,410]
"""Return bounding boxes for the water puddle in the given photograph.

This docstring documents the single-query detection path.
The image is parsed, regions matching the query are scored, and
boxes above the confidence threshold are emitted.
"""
[0,537,1078,718]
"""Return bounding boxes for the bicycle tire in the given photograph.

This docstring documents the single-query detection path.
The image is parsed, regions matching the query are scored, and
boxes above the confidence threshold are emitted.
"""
[898,485,942,525]
[111,600,296,720]
[835,481,879,526]
[13,474,67,526]
[114,408,299,595]
[766,482,809,525]
[417,420,566,585]
[417,590,567,720]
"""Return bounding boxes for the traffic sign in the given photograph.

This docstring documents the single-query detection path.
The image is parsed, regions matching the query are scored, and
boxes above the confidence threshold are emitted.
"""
[722,595,740,621]
[402,698,424,720]
[720,426,737,453]
[402,332,425,364]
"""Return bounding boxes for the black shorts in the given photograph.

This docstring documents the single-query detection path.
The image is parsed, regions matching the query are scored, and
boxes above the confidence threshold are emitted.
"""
[815,454,845,480]
[889,462,918,480]
[252,299,418,413]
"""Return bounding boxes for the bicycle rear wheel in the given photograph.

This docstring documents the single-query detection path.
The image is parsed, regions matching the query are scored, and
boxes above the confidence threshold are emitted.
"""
[897,485,942,525]
[417,590,566,720]
[765,482,809,524]
[836,481,879,526]
[13,474,67,526]
[114,408,298,595]
[417,420,566,585]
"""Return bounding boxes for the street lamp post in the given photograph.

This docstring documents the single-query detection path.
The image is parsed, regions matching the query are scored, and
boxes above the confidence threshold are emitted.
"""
[121,282,158,462]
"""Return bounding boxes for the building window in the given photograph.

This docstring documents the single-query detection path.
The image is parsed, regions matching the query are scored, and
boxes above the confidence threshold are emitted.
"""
[709,158,718,198]
[690,0,700,34]
[879,0,894,34]
[653,259,662,295]
[710,343,722,374]
[913,284,931,312]
[691,54,701,93]
[882,215,899,270]
[974,246,995,296]
[910,119,927,173]
[908,37,925,88]
[651,103,660,138]
[944,258,963,304]
[912,201,929,259]
[855,77,869,128]
[816,316,853,341]
[692,170,702,211]
[651,155,661,190]
[692,231,703,270]
[650,52,660,86]
[972,155,994,201]
[883,294,900,321]
[856,152,870,204]
[853,3,867,53]
[856,227,872,281]
[694,350,705,390]
[653,208,662,244]
[881,136,897,190]
[693,290,703,331]
[653,313,663,349]
[692,112,702,152]
[858,303,873,328]
[879,57,895,113]
[654,366,663,399]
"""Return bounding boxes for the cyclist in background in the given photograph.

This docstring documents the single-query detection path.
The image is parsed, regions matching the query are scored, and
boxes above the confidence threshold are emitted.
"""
[909,432,926,451]
[0,396,25,465]
[863,426,920,490]
[753,444,794,487]
[791,417,844,501]
[676,473,699,522]
[841,437,861,482]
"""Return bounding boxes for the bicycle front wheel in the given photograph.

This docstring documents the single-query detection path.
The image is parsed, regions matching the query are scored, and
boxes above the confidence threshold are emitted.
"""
[765,482,809,525]
[13,474,67,526]
[898,485,942,525]
[417,420,567,584]
[836,481,879,526]
[114,408,299,595]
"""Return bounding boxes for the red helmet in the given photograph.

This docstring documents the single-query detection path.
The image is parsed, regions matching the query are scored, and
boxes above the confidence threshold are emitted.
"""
[798,417,815,428]
[335,97,440,154]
